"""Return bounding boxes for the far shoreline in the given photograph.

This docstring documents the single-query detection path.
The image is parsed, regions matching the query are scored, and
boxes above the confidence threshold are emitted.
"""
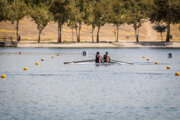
[15,41,180,48]
[1,40,180,48]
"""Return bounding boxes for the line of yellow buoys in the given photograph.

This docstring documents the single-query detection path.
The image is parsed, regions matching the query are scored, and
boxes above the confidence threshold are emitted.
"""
[1,52,179,79]
[142,56,179,76]
[1,52,60,79]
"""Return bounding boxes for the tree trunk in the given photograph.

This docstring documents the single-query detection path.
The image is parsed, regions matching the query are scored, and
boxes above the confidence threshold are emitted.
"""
[116,25,119,42]
[161,32,163,41]
[72,28,74,41]
[135,28,139,42]
[38,30,42,43]
[58,22,62,43]
[136,35,139,42]
[166,23,170,42]
[96,26,101,43]
[92,25,95,43]
[16,20,19,41]
[75,27,78,41]
[77,23,81,42]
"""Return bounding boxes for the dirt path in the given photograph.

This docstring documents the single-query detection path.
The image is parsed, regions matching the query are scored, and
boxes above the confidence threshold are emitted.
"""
[17,41,180,48]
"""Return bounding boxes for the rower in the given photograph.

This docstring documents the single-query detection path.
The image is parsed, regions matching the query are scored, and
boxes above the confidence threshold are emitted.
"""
[103,52,111,62]
[95,52,102,63]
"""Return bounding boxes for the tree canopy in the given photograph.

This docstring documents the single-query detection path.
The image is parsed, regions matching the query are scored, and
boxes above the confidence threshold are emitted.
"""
[108,0,127,42]
[0,0,179,42]
[0,0,10,22]
[9,1,27,41]
[49,0,70,43]
[149,0,180,42]
[126,0,149,42]
[94,0,109,42]
[30,7,52,43]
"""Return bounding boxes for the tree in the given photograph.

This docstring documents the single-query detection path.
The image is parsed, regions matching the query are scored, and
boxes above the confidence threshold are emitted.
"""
[94,0,109,43]
[67,0,85,42]
[67,20,76,42]
[30,7,52,43]
[83,0,96,42]
[49,0,69,43]
[126,0,149,42]
[75,0,86,42]
[10,1,27,41]
[153,23,167,41]
[0,0,10,22]
[149,0,180,42]
[23,0,52,7]
[109,0,126,42]
[67,0,79,42]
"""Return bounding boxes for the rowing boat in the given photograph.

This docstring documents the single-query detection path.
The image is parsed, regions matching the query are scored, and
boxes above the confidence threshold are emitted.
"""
[64,59,132,65]
[95,61,120,66]
[64,61,123,65]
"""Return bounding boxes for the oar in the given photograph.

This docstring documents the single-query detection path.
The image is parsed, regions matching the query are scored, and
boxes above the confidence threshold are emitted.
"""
[112,60,133,65]
[64,59,95,64]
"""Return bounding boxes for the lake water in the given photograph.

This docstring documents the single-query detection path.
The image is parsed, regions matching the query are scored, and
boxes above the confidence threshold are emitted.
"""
[0,48,180,120]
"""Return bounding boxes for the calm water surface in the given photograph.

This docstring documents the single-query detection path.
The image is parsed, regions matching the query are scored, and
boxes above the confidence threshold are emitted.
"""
[0,48,180,120]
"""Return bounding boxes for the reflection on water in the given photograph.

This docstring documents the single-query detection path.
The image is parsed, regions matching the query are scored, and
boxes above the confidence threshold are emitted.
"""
[0,48,180,120]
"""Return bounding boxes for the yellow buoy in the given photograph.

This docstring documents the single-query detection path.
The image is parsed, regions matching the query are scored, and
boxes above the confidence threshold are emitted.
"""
[146,58,150,61]
[41,58,44,61]
[35,62,39,65]
[57,53,60,56]
[142,56,146,58]
[24,67,28,71]
[52,56,54,58]
[175,72,180,76]
[155,61,158,64]
[167,66,171,69]
[1,74,6,79]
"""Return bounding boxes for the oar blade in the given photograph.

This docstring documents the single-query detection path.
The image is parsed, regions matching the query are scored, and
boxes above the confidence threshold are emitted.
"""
[64,62,72,64]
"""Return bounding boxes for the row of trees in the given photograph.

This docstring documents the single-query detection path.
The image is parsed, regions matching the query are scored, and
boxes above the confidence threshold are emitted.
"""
[0,0,179,43]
